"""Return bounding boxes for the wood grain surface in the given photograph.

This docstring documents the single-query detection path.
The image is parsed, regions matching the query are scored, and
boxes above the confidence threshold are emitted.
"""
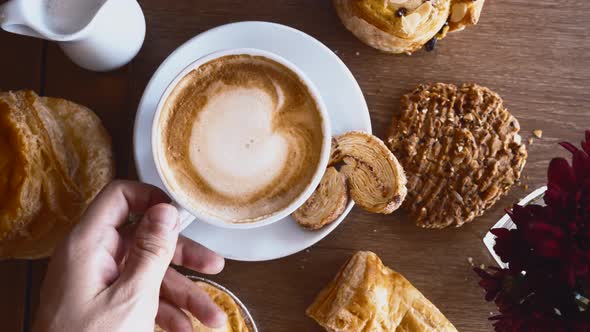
[1,0,589,331]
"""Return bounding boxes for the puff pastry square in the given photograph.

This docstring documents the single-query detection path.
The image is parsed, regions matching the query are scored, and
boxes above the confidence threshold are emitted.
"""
[307,251,457,332]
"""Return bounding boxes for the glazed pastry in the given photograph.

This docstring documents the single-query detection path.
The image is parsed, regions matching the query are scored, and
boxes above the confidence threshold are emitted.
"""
[447,0,485,32]
[331,131,406,214]
[0,90,113,259]
[155,281,251,332]
[387,83,527,228]
[307,251,458,332]
[293,167,348,230]
[333,0,485,54]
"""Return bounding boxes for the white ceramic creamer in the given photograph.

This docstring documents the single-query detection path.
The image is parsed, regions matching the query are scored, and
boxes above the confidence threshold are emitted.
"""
[0,0,146,71]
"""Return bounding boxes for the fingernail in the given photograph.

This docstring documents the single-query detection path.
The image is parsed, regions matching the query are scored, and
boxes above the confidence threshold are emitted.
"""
[147,204,178,231]
[210,310,228,328]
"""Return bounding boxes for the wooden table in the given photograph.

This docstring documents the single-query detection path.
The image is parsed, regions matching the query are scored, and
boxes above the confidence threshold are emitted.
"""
[1,1,588,331]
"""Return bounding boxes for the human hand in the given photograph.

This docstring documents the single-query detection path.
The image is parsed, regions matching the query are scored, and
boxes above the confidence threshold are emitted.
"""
[33,180,226,332]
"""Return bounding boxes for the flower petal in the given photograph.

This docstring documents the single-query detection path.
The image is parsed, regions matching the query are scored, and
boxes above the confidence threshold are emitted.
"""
[582,130,590,154]
[548,158,576,192]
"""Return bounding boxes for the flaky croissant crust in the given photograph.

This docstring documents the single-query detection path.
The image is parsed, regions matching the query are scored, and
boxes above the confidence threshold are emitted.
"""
[307,251,458,332]
[0,91,113,259]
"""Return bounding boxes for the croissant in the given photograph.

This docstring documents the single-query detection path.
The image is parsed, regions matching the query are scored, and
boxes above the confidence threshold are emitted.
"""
[293,167,348,230]
[0,91,113,259]
[333,0,485,54]
[307,251,458,332]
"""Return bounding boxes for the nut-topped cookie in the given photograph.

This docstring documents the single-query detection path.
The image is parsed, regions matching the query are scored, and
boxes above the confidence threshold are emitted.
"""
[387,83,527,228]
[333,0,485,54]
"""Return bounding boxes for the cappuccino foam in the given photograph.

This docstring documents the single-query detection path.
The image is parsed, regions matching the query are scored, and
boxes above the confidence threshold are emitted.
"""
[158,55,324,223]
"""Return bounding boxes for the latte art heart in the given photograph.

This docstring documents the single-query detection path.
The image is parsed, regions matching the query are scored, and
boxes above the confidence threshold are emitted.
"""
[189,86,289,197]
[158,55,324,223]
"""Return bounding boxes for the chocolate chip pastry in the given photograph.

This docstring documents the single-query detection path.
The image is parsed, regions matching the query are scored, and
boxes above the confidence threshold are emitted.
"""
[387,83,527,228]
[333,0,485,54]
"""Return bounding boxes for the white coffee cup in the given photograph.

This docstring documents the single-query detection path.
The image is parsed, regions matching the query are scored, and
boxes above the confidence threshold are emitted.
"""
[151,48,332,230]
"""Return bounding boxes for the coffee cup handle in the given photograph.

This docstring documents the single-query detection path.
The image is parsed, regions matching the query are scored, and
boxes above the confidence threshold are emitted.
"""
[171,201,196,231]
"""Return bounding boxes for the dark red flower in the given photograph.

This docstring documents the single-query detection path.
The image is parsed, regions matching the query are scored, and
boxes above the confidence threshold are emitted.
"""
[475,130,590,332]
[474,267,511,302]
[491,304,567,332]
[491,227,529,272]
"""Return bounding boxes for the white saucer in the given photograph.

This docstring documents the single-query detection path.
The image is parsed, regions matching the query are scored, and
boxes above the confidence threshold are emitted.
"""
[133,21,371,261]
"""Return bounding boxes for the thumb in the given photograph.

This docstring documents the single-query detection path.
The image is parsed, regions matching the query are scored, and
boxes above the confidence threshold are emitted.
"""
[119,203,179,291]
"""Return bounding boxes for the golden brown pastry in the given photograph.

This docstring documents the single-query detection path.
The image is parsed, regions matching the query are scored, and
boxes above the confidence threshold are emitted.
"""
[307,251,457,332]
[333,0,485,54]
[0,90,113,259]
[387,83,527,228]
[293,167,348,230]
[331,131,407,214]
[447,0,485,32]
[155,281,252,332]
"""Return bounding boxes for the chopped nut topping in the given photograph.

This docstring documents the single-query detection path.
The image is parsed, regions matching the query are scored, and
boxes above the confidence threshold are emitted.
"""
[387,83,527,229]
[532,129,543,138]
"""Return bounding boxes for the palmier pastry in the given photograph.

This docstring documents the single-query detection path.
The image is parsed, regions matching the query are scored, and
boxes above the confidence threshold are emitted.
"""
[0,90,113,259]
[155,281,252,332]
[331,131,407,214]
[333,0,485,54]
[307,251,458,332]
[387,83,527,228]
[294,132,407,230]
[293,167,348,230]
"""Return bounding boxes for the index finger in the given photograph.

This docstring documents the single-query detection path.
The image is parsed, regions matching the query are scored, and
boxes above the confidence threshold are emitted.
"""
[77,180,171,235]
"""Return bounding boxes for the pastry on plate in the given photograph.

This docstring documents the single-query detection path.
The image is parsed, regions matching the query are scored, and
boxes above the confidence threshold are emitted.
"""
[331,131,407,214]
[307,251,457,332]
[387,83,527,228]
[293,131,407,230]
[293,167,348,230]
[0,90,113,259]
[155,280,252,332]
[333,0,485,54]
